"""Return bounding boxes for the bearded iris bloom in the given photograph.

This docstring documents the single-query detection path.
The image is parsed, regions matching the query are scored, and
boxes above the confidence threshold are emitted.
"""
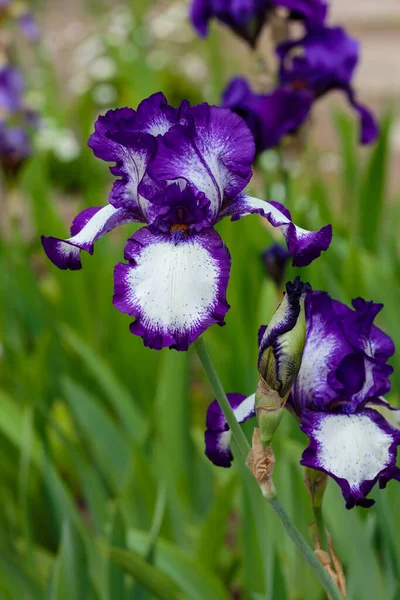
[42,93,331,351]
[190,0,327,47]
[222,77,313,155]
[277,25,379,144]
[205,287,399,509]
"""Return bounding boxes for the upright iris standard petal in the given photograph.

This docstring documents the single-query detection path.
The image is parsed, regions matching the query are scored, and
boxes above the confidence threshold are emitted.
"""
[145,104,255,223]
[291,291,395,416]
[88,107,158,215]
[41,205,142,270]
[300,408,400,508]
[113,227,231,351]
[205,393,256,467]
[222,78,313,155]
[277,26,379,145]
[219,196,332,267]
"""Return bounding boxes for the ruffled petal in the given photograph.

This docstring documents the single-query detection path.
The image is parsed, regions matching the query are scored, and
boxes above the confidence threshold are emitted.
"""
[205,393,256,467]
[41,205,141,270]
[291,291,353,415]
[300,408,400,508]
[88,107,158,216]
[113,227,231,350]
[292,292,395,416]
[145,104,255,223]
[219,195,332,267]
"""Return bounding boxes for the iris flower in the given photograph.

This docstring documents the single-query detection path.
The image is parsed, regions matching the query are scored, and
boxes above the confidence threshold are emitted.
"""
[205,288,399,509]
[190,0,327,47]
[41,93,331,351]
[277,25,378,144]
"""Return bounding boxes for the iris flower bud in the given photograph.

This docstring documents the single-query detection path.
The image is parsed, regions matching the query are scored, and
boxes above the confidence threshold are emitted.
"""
[256,276,310,446]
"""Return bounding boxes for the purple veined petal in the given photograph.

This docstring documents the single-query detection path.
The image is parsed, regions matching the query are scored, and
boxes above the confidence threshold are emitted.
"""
[344,85,379,145]
[145,104,255,224]
[131,92,189,136]
[205,393,256,467]
[88,108,157,216]
[300,408,400,509]
[291,291,395,417]
[113,226,231,351]
[18,12,40,42]
[42,205,142,270]
[291,291,353,415]
[219,195,332,267]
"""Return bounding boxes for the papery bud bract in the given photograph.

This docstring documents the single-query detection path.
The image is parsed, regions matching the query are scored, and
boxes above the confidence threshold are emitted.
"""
[258,276,311,400]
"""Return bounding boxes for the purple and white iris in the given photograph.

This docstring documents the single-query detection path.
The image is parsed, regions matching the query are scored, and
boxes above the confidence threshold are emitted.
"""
[205,288,399,509]
[277,25,378,144]
[41,93,331,351]
[205,393,256,467]
[190,0,327,47]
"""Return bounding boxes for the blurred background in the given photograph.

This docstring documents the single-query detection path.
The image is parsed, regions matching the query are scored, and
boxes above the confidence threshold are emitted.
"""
[0,1,399,599]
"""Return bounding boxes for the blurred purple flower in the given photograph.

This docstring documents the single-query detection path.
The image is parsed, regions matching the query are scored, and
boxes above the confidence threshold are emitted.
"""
[0,1,40,42]
[0,121,31,175]
[190,0,328,47]
[277,25,379,144]
[0,65,24,112]
[222,77,313,154]
[41,93,332,351]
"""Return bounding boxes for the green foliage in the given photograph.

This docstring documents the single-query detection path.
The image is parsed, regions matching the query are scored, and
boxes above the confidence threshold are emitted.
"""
[0,2,399,599]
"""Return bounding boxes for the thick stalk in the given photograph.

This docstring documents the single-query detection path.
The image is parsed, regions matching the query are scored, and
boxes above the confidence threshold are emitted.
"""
[313,505,329,552]
[194,337,343,600]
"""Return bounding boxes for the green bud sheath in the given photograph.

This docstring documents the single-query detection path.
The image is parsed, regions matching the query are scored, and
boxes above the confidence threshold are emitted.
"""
[256,277,311,447]
[258,277,310,399]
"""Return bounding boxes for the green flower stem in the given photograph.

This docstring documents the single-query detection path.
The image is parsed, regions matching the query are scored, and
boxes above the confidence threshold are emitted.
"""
[194,336,343,600]
[313,505,329,552]
[195,337,250,459]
